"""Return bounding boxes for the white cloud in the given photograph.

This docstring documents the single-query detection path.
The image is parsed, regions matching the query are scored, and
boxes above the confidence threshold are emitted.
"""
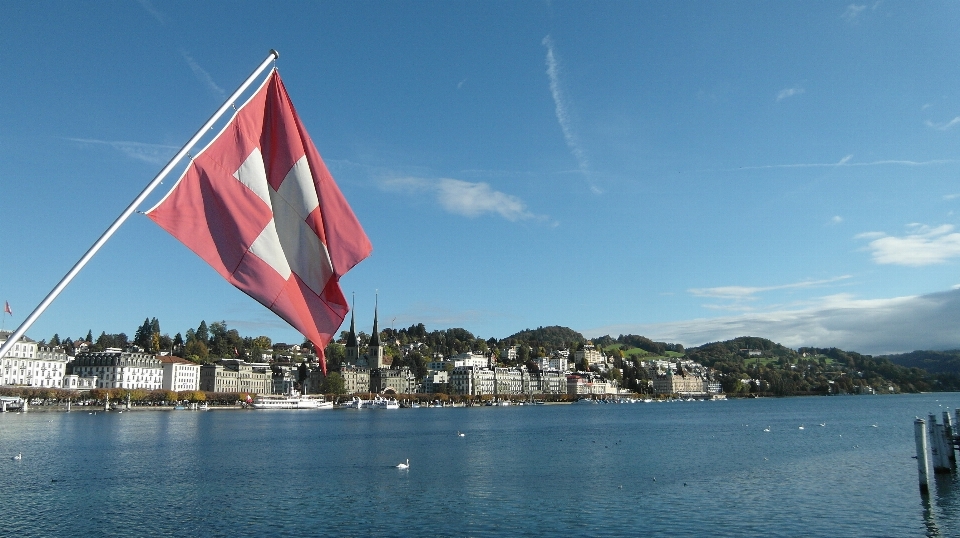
[180,50,225,100]
[776,87,805,101]
[841,4,866,21]
[925,117,960,131]
[584,288,960,355]
[67,138,178,164]
[690,276,852,299]
[858,223,960,266]
[944,193,960,201]
[379,176,548,222]
[829,215,843,225]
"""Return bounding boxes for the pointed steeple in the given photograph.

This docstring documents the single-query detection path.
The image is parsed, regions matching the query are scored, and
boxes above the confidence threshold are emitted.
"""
[369,293,381,347]
[345,293,360,365]
[367,292,384,369]
[346,309,358,348]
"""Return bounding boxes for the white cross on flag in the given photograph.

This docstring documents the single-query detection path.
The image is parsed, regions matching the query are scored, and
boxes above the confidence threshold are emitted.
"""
[147,69,372,373]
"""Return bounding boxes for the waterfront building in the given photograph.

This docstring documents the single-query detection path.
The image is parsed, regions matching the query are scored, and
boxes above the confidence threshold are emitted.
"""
[72,349,162,390]
[199,359,271,394]
[450,365,495,396]
[338,365,371,394]
[62,374,98,390]
[159,356,200,392]
[530,370,568,395]
[566,373,617,396]
[0,332,69,387]
[652,366,707,397]
[422,370,449,393]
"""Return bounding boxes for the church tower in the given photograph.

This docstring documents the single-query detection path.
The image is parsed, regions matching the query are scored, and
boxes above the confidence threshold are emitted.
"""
[345,298,361,366]
[368,295,385,369]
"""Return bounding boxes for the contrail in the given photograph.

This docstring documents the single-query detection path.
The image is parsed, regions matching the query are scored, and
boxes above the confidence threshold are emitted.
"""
[543,35,597,192]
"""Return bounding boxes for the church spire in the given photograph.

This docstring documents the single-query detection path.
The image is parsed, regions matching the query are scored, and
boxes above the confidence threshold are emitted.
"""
[345,293,360,365]
[369,292,381,347]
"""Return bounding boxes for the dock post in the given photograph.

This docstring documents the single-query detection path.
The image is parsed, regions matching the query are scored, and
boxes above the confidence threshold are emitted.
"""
[66,399,71,412]
[943,410,957,469]
[930,414,951,474]
[1,401,5,413]
[916,418,931,495]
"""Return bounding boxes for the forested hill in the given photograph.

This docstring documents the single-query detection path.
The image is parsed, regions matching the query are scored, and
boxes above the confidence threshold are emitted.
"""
[883,350,960,375]
[686,336,798,361]
[505,326,585,348]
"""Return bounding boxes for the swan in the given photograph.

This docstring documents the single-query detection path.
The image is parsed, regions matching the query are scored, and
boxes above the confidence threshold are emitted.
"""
[798,425,804,430]
[457,431,465,437]
[12,452,22,461]
[763,427,771,432]
[396,459,409,469]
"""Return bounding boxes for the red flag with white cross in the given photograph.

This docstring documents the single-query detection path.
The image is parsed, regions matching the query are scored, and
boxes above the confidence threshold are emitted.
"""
[147,69,371,374]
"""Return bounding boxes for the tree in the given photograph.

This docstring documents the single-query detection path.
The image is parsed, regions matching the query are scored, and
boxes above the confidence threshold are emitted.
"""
[172,333,185,356]
[321,372,346,396]
[196,321,209,345]
[324,342,346,372]
[134,317,152,350]
[185,340,209,363]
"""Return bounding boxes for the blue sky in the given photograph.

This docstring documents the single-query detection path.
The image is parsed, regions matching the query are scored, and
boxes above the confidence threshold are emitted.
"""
[2,1,960,354]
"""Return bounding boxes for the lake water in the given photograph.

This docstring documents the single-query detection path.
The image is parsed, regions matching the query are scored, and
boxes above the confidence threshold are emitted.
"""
[1,394,959,537]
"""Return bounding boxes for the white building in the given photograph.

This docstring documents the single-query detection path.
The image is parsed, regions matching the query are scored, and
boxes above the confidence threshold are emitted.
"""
[575,345,603,368]
[452,352,490,369]
[0,332,68,388]
[159,356,201,392]
[62,374,98,390]
[72,350,163,390]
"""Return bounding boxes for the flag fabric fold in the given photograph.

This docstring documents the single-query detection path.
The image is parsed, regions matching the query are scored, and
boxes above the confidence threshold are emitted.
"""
[3,301,10,315]
[147,69,371,374]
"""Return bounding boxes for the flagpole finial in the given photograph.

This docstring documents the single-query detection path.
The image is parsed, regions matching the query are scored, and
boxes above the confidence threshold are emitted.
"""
[270,49,280,60]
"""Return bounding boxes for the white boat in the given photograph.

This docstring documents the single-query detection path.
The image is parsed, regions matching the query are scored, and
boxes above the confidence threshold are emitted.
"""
[253,393,332,410]
[339,397,366,409]
[372,395,399,410]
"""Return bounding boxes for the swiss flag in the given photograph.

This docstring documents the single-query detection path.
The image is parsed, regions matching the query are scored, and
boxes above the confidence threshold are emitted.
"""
[147,69,371,374]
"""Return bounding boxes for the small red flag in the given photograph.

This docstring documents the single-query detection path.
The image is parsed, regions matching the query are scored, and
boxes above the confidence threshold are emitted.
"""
[3,301,10,315]
[147,70,371,374]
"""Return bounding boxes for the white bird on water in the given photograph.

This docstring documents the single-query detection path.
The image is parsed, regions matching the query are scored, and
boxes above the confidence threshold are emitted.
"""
[396,459,409,469]
[457,431,465,437]
[12,452,22,461]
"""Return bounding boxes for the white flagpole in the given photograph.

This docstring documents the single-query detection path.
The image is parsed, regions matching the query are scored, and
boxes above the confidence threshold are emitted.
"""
[0,50,280,359]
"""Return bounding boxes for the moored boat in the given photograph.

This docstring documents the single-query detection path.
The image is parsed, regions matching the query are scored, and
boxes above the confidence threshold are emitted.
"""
[253,393,333,410]
[372,395,399,409]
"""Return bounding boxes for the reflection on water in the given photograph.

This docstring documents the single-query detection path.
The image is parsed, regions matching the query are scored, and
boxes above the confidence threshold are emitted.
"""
[1,394,960,536]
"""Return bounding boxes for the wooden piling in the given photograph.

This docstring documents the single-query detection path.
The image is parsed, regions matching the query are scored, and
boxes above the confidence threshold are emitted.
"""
[916,418,931,495]
[943,410,957,469]
[930,414,951,474]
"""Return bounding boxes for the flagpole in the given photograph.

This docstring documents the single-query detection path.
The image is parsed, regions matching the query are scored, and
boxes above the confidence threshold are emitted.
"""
[0,50,280,359]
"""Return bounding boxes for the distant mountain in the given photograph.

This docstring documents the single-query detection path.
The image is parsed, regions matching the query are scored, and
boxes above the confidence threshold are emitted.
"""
[883,350,960,375]
[505,326,585,348]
